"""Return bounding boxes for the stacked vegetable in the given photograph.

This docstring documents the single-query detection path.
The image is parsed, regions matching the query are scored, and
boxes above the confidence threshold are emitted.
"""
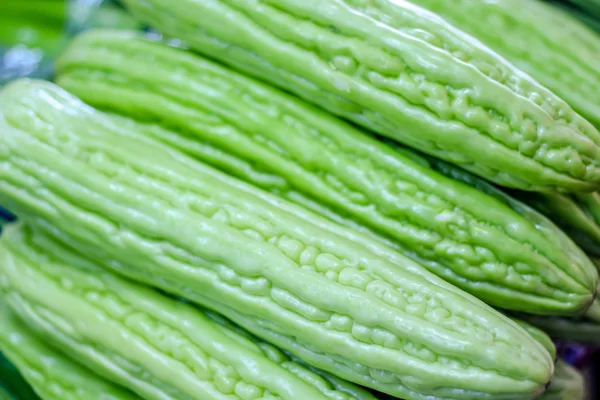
[0,1,598,399]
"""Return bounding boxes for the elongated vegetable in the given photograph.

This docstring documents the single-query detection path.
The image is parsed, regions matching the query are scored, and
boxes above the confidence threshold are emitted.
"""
[0,299,138,400]
[539,360,586,400]
[119,0,600,192]
[406,0,600,129]
[0,79,554,400]
[0,223,376,400]
[55,30,598,316]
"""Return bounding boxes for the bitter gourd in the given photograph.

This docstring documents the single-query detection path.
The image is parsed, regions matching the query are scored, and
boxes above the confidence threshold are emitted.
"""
[118,0,600,192]
[55,30,598,316]
[539,360,585,400]
[567,0,600,19]
[0,299,138,400]
[518,191,600,260]
[0,79,554,400]
[510,318,556,360]
[0,223,377,400]
[407,0,600,130]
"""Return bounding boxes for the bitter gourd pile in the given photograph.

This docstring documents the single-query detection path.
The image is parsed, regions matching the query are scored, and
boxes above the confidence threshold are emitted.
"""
[0,79,554,399]
[119,0,600,192]
[0,223,376,400]
[2,1,600,399]
[55,30,599,316]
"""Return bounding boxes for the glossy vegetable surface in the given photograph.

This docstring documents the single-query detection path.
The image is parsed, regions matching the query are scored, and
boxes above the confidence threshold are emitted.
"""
[0,223,376,400]
[119,0,600,192]
[0,79,554,400]
[56,30,598,316]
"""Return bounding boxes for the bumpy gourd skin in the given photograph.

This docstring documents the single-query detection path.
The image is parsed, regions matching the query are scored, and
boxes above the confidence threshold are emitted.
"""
[0,224,377,400]
[117,0,600,192]
[0,299,138,400]
[539,360,585,400]
[55,30,598,316]
[0,80,553,400]
[408,0,600,130]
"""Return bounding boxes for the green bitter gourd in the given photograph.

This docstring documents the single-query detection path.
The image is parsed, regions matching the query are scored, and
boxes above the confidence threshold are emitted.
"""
[517,191,600,261]
[0,79,553,400]
[55,30,598,316]
[0,298,139,400]
[0,223,378,400]
[406,0,600,130]
[117,0,600,192]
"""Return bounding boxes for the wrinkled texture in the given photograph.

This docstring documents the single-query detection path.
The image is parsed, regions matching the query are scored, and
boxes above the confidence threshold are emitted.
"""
[0,298,138,400]
[0,223,377,400]
[119,0,600,192]
[408,0,600,129]
[56,30,598,315]
[539,360,585,400]
[0,80,553,400]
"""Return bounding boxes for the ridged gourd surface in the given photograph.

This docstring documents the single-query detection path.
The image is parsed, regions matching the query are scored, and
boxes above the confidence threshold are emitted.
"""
[510,318,556,360]
[0,299,139,400]
[0,80,553,400]
[55,31,598,316]
[0,224,377,400]
[119,0,600,192]
[520,294,600,344]
[407,0,600,129]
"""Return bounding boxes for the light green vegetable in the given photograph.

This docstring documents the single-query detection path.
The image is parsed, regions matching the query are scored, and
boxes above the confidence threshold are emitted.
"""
[510,318,556,360]
[407,0,600,130]
[0,223,376,400]
[56,30,598,316]
[0,79,553,400]
[539,360,586,400]
[0,298,138,400]
[119,0,600,192]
